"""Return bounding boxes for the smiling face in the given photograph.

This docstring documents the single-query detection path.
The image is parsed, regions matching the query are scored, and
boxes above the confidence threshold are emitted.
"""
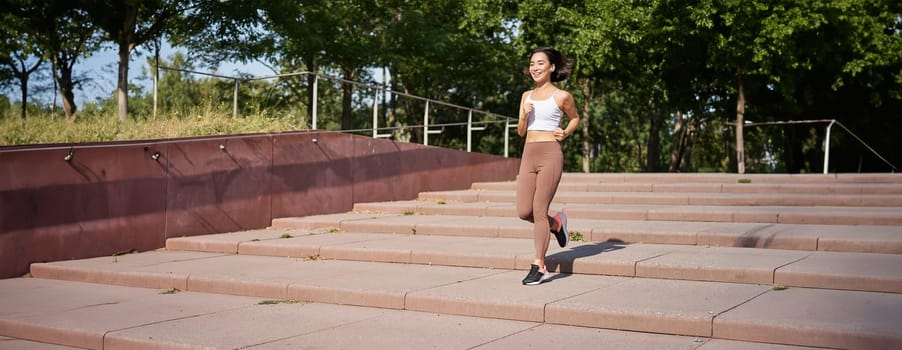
[529,52,554,84]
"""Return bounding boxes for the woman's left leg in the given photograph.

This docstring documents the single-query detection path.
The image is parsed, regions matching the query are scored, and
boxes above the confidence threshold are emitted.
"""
[530,142,564,268]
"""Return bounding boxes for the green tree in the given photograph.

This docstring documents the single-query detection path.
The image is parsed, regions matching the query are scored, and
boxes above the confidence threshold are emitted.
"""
[3,0,102,118]
[0,10,45,119]
[256,0,336,127]
[388,0,521,144]
[80,0,184,121]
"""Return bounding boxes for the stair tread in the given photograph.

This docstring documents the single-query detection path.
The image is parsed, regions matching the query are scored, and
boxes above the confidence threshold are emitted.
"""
[420,189,902,206]
[350,200,902,226]
[271,213,902,254]
[473,181,902,194]
[0,278,831,350]
[163,229,902,293]
[22,252,902,349]
[556,172,902,183]
[356,199,902,214]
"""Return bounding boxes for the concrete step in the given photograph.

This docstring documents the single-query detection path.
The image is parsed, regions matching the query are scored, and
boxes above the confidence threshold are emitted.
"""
[0,336,83,349]
[272,213,902,254]
[0,278,831,350]
[350,200,902,226]
[162,229,902,294]
[473,181,902,195]
[22,252,902,349]
[557,172,902,184]
[421,189,902,207]
[6,172,901,349]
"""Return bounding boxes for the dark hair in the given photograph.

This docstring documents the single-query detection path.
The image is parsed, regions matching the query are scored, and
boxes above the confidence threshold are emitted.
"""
[522,47,573,82]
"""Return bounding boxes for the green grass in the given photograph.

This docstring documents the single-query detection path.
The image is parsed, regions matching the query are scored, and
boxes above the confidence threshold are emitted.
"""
[569,231,584,242]
[1,109,308,146]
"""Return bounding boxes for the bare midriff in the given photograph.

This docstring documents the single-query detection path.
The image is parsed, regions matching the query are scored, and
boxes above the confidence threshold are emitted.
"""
[525,130,557,143]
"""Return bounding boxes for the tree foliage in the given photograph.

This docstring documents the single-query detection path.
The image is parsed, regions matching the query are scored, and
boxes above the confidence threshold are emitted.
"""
[2,0,103,119]
[3,0,900,173]
[0,7,45,119]
[80,0,186,121]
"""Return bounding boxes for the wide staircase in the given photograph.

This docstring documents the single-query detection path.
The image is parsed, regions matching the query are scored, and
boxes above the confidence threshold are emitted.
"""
[3,173,902,349]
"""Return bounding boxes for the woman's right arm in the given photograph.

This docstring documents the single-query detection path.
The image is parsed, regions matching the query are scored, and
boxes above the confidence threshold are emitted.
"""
[517,91,530,137]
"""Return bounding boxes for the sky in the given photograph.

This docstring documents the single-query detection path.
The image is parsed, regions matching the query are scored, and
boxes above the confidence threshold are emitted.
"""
[3,41,273,107]
[5,39,400,112]
[82,41,275,102]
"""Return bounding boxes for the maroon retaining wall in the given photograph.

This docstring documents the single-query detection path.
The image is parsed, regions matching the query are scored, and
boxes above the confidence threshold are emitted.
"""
[0,131,521,279]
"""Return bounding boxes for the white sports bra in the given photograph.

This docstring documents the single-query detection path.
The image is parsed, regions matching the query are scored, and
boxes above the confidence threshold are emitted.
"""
[525,89,563,132]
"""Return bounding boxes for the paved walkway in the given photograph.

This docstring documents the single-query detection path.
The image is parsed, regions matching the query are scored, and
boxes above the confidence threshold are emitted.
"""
[2,173,901,349]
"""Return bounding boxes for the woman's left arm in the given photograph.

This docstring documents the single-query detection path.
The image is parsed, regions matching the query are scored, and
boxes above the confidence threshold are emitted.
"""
[555,92,580,141]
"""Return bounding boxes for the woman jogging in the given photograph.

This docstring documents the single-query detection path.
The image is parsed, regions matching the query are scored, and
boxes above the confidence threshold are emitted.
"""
[516,47,580,285]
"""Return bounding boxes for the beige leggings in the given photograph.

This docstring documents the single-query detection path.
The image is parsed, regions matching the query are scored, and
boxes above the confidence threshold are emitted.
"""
[516,141,563,261]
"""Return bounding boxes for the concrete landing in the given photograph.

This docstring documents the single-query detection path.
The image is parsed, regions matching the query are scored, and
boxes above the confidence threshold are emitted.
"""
[22,251,902,349]
[0,278,836,350]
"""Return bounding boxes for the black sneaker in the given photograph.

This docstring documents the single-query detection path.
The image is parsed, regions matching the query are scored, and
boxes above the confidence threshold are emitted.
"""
[551,211,569,248]
[522,264,548,285]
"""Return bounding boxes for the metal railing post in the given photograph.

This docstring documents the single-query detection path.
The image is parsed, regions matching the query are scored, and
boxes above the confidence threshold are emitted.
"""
[373,87,379,138]
[423,101,430,146]
[467,111,473,152]
[467,111,486,153]
[504,118,512,158]
[153,63,158,119]
[823,120,836,174]
[312,74,318,130]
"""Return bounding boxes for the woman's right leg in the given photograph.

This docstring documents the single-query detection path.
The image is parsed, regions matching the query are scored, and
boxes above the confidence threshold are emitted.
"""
[516,171,537,224]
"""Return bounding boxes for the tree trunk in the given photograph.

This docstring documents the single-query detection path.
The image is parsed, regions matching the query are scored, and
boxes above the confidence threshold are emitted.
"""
[153,39,159,118]
[682,117,699,170]
[341,68,356,131]
[735,71,746,174]
[669,111,685,172]
[117,5,138,121]
[117,42,130,120]
[10,53,44,119]
[580,80,592,173]
[387,67,397,127]
[51,61,58,116]
[784,126,801,173]
[55,62,77,119]
[19,77,28,119]
[304,56,317,128]
[647,101,662,172]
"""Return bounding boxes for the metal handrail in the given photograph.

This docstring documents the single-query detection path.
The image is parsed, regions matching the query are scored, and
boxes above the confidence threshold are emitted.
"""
[737,119,897,173]
[154,66,516,157]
